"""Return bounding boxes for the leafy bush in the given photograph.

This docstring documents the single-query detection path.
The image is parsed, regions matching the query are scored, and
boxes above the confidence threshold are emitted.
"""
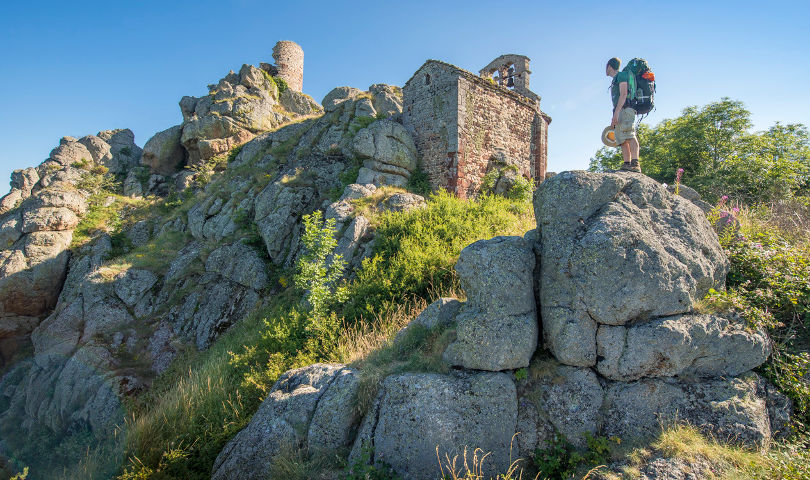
[406,166,431,196]
[700,201,810,426]
[295,211,348,321]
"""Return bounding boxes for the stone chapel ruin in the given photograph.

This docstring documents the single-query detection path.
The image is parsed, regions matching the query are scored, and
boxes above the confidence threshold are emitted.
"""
[402,55,551,198]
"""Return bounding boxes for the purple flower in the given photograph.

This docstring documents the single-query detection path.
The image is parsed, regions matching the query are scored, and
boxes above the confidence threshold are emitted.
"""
[732,207,740,213]
[721,195,729,201]
[720,211,728,218]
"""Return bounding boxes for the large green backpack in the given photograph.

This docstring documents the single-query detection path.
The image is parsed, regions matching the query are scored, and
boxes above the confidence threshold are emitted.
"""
[622,58,656,115]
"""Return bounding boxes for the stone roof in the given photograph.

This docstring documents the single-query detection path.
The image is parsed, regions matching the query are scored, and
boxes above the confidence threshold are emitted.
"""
[404,59,551,123]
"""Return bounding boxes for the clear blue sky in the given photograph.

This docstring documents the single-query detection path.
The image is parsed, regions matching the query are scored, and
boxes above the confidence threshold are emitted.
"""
[2,0,808,195]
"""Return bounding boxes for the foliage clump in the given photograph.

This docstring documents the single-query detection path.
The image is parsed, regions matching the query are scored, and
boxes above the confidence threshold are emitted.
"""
[590,98,810,204]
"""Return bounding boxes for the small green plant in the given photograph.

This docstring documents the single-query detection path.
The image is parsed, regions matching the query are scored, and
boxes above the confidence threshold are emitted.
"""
[120,146,132,157]
[345,443,401,480]
[71,158,91,170]
[505,176,534,202]
[406,167,431,197]
[514,368,528,381]
[349,116,376,136]
[274,76,289,94]
[9,467,29,480]
[533,433,612,480]
[295,211,348,319]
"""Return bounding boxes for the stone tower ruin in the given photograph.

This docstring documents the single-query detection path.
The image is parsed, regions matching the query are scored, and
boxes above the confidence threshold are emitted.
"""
[272,40,304,93]
[402,55,550,199]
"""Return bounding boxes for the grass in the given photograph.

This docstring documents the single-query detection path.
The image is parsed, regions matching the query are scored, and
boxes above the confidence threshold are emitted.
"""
[341,190,535,322]
[99,230,191,279]
[596,424,810,480]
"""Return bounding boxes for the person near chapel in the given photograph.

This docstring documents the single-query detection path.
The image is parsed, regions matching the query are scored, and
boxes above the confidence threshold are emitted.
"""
[606,57,641,172]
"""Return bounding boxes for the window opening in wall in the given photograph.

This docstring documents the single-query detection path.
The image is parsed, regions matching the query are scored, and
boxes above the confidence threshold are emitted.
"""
[425,73,431,85]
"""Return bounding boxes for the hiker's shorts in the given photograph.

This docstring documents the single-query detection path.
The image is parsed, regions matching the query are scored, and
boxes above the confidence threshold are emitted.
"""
[615,107,637,145]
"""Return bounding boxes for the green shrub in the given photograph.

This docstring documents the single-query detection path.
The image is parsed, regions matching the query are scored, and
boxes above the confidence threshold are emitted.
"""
[506,175,534,202]
[702,202,810,427]
[295,211,348,321]
[406,167,431,196]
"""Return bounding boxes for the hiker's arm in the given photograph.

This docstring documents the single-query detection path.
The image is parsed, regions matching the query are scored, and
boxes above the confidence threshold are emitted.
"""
[611,82,628,127]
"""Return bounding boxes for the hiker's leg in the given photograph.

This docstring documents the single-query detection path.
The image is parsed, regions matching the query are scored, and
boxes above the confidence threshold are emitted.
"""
[628,137,640,160]
[621,141,631,163]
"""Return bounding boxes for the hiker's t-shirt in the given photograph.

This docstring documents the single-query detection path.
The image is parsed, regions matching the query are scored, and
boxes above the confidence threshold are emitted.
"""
[611,71,631,108]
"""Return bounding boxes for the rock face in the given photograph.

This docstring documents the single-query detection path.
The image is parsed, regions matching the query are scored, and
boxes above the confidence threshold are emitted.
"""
[212,364,360,480]
[141,124,185,175]
[534,171,729,366]
[443,236,538,371]
[353,119,418,187]
[350,371,517,480]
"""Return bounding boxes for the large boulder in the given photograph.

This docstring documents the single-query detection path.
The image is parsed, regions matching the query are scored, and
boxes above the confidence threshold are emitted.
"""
[369,84,403,118]
[141,124,186,175]
[321,86,363,112]
[353,120,418,188]
[443,236,538,371]
[596,314,771,381]
[212,364,360,480]
[517,360,603,448]
[48,140,93,167]
[96,129,143,174]
[602,373,775,449]
[11,167,40,196]
[534,172,728,366]
[350,371,517,480]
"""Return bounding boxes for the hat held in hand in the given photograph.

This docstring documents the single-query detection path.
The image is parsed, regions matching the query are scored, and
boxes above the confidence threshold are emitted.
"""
[601,126,618,147]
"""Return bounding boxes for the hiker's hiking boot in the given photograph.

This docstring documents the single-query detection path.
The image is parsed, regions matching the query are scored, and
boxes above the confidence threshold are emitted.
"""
[620,159,642,173]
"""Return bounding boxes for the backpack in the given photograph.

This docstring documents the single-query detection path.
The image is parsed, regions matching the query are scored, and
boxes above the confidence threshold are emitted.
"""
[622,58,656,115]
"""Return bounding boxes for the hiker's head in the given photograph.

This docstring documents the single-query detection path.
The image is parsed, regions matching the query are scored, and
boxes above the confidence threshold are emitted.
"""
[606,57,621,76]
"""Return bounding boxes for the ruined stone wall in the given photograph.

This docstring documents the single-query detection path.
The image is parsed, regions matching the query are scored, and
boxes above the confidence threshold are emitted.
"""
[402,63,459,192]
[272,41,304,93]
[456,76,541,198]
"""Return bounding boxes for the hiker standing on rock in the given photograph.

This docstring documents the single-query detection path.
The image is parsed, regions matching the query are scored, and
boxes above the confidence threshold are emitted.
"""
[606,57,641,172]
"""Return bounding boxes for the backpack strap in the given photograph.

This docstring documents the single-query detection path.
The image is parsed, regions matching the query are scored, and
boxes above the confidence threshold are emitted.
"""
[626,71,637,102]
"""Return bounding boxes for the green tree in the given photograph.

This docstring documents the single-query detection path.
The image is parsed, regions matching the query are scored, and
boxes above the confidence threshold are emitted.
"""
[589,98,810,204]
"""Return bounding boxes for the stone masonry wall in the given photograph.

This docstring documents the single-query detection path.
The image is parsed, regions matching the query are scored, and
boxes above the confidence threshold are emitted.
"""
[402,63,459,192]
[457,76,540,198]
[404,60,549,199]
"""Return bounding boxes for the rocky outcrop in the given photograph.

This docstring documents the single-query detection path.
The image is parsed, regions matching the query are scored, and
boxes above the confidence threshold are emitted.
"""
[212,364,360,480]
[534,171,729,366]
[176,64,321,167]
[353,119,418,187]
[218,170,786,479]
